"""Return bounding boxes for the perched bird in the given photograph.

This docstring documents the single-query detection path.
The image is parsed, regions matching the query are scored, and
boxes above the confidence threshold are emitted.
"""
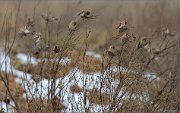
[41,14,58,24]
[121,33,129,44]
[53,45,60,53]
[68,20,77,31]
[107,45,116,59]
[78,10,96,20]
[117,20,128,33]
[136,38,149,49]
[18,26,31,38]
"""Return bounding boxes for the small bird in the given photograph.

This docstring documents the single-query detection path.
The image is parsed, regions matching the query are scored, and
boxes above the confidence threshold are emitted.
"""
[136,38,149,49]
[117,20,128,33]
[68,20,77,31]
[53,45,60,53]
[41,14,58,24]
[121,33,129,44]
[107,45,116,59]
[18,26,31,38]
[78,10,96,20]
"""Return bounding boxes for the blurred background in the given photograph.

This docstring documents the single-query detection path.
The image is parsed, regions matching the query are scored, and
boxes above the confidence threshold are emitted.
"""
[0,0,179,51]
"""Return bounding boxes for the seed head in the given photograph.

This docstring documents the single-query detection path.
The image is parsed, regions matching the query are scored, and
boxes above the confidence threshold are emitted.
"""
[107,45,116,59]
[117,20,128,33]
[26,18,35,27]
[78,10,95,20]
[68,20,77,30]
[41,14,58,24]
[121,33,129,44]
[53,45,60,53]
[4,97,10,104]
[18,26,31,38]
[137,37,149,49]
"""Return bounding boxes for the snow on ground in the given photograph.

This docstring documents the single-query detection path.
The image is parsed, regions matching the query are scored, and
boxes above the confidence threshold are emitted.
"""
[144,72,160,81]
[86,51,102,59]
[16,53,71,65]
[16,53,38,65]
[0,49,114,112]
[0,49,159,112]
[0,101,15,113]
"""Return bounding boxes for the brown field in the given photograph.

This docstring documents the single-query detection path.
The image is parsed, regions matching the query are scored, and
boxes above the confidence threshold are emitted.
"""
[0,0,180,113]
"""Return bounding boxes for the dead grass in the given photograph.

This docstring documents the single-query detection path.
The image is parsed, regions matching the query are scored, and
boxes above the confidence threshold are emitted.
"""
[117,100,152,113]
[0,71,25,102]
[18,98,66,113]
[111,72,129,81]
[70,85,83,93]
[75,55,102,74]
[13,61,72,81]
[87,89,110,105]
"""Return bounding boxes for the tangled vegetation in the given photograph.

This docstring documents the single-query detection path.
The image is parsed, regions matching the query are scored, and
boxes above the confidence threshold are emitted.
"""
[0,0,180,113]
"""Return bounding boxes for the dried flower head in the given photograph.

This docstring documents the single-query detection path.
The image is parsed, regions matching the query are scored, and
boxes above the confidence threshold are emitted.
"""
[78,10,96,20]
[136,38,149,49]
[33,32,41,39]
[162,27,174,37]
[121,33,129,44]
[33,32,42,47]
[117,20,128,33]
[34,51,40,56]
[26,18,35,27]
[107,45,116,59]
[53,45,60,53]
[68,20,77,30]
[41,14,58,24]
[4,97,10,104]
[18,26,31,38]
[0,108,5,113]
